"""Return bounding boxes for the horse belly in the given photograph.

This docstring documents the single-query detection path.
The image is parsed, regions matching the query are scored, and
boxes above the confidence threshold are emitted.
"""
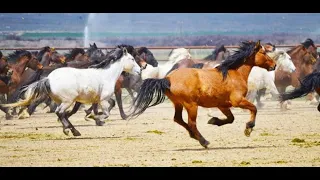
[76,86,101,104]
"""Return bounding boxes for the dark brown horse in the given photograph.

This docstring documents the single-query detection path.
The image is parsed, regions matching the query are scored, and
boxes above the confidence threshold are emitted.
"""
[0,50,43,119]
[280,71,320,112]
[129,40,276,148]
[274,39,317,110]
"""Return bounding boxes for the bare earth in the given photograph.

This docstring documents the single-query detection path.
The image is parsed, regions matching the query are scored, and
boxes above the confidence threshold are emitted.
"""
[0,99,319,167]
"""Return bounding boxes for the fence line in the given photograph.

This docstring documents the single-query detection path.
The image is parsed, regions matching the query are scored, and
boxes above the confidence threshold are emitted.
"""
[0,44,320,51]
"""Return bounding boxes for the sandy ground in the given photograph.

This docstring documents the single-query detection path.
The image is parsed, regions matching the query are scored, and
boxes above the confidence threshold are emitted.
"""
[0,99,319,167]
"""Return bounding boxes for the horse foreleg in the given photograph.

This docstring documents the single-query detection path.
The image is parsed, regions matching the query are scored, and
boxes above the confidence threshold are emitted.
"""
[66,102,82,119]
[207,107,234,126]
[126,88,135,101]
[234,97,257,137]
[184,103,210,148]
[55,102,81,136]
[256,88,266,109]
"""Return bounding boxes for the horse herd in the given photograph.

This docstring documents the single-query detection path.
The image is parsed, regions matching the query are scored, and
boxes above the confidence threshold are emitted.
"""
[0,39,319,148]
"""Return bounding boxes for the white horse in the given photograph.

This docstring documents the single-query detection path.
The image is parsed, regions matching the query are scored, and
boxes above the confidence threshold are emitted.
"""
[141,48,192,80]
[246,49,296,107]
[207,49,296,116]
[0,47,141,136]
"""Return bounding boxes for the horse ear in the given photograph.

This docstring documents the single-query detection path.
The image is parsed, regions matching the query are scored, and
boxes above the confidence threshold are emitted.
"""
[255,40,261,48]
[123,47,128,55]
[89,44,92,47]
[93,43,97,48]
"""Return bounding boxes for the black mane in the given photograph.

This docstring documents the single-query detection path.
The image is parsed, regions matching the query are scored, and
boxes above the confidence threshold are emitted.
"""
[65,48,85,60]
[37,46,51,61]
[89,47,125,69]
[216,41,257,80]
[7,50,32,62]
[0,51,2,59]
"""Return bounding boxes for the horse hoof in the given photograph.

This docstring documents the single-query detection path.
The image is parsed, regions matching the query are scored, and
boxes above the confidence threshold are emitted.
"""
[244,128,253,137]
[95,120,105,126]
[63,128,70,136]
[71,129,81,136]
[5,115,13,120]
[207,117,219,125]
[121,116,128,120]
[200,138,210,148]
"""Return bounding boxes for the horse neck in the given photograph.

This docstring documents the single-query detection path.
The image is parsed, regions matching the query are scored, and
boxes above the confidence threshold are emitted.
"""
[235,57,255,83]
[141,65,159,79]
[11,57,29,75]
[100,58,126,84]
[288,47,304,66]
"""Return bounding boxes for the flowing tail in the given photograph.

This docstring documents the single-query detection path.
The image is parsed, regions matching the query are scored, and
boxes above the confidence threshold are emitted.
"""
[0,78,51,108]
[280,72,320,102]
[129,78,170,118]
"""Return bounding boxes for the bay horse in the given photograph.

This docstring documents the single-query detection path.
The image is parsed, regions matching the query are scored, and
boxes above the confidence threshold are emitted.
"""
[280,71,320,112]
[0,50,43,119]
[1,47,141,136]
[274,39,318,110]
[0,51,13,85]
[129,40,276,148]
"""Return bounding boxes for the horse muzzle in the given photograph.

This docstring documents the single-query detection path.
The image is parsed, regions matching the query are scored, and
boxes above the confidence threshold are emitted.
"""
[268,65,276,71]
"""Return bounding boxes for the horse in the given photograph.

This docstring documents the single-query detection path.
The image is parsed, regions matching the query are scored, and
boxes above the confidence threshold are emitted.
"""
[0,51,13,85]
[16,45,105,119]
[129,40,276,148]
[140,48,192,80]
[73,45,155,121]
[274,39,318,110]
[280,71,320,112]
[246,49,296,108]
[0,50,43,119]
[203,45,231,61]
[1,47,141,136]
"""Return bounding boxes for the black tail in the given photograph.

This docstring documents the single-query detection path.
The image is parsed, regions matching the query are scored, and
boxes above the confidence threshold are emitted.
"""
[191,63,204,69]
[129,78,170,118]
[280,72,320,102]
[11,69,43,102]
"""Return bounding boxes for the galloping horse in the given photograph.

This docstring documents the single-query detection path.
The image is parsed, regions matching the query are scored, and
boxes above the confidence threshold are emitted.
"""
[280,71,320,112]
[275,39,318,109]
[0,50,43,119]
[1,47,141,136]
[129,40,276,148]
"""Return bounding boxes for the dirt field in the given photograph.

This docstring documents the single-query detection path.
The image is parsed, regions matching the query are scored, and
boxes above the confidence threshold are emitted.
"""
[0,99,319,167]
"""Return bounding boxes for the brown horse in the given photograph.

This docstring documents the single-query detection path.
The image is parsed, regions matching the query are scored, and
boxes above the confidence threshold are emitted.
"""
[129,40,276,148]
[274,39,317,109]
[280,71,320,112]
[0,50,43,119]
[0,51,13,85]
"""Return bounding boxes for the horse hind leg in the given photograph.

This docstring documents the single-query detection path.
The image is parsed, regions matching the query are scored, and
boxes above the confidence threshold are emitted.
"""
[184,103,210,148]
[55,102,81,136]
[207,107,234,126]
[173,103,195,139]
